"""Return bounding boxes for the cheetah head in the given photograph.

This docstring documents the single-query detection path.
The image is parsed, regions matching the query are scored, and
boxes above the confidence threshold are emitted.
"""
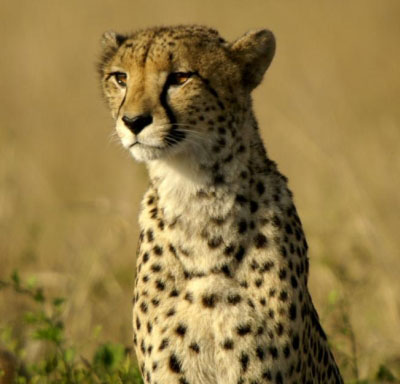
[98,25,275,163]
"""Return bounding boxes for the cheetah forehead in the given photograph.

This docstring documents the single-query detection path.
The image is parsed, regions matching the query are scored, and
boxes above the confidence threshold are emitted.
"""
[102,25,235,77]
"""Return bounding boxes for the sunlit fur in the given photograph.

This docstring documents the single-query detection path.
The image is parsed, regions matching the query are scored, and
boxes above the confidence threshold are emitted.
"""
[99,25,343,384]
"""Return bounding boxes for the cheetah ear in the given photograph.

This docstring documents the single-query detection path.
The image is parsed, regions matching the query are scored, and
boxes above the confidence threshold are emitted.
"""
[101,30,127,50]
[230,29,275,90]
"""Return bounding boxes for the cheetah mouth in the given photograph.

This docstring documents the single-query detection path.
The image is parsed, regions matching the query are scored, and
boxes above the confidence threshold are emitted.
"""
[128,141,165,151]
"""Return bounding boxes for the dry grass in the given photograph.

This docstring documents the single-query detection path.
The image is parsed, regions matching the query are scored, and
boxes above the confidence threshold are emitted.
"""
[0,0,399,381]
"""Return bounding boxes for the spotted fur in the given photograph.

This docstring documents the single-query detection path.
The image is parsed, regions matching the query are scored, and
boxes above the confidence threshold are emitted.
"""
[99,25,343,384]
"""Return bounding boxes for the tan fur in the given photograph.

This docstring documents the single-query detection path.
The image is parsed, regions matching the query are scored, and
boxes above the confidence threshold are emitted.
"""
[99,25,343,384]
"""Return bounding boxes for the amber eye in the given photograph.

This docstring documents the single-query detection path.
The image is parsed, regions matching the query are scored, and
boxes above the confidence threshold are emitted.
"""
[169,72,193,86]
[110,72,127,87]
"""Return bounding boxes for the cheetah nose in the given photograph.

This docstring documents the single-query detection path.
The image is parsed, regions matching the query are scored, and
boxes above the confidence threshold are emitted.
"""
[122,114,153,135]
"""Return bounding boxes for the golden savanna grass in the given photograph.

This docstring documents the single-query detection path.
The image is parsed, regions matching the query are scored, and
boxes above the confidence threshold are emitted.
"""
[0,0,399,381]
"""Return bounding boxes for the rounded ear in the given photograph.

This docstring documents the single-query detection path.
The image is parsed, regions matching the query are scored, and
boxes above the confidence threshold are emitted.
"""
[230,29,276,91]
[101,30,127,50]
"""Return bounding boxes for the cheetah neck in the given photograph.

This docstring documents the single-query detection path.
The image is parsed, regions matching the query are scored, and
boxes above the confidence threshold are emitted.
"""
[146,118,267,229]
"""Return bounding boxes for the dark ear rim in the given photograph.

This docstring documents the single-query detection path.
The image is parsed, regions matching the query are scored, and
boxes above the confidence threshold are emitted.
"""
[101,30,127,50]
[230,29,276,90]
[97,31,127,79]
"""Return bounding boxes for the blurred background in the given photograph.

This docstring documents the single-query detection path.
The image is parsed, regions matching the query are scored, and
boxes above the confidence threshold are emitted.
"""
[0,0,399,381]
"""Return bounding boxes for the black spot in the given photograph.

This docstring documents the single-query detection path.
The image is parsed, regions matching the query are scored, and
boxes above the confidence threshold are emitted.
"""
[189,342,200,353]
[168,243,177,256]
[278,268,287,280]
[169,353,182,374]
[212,216,226,226]
[155,279,165,291]
[147,196,154,205]
[261,261,274,272]
[166,308,176,317]
[256,182,265,195]
[240,352,249,372]
[269,346,279,359]
[275,322,284,336]
[214,174,224,184]
[262,369,272,380]
[153,245,163,256]
[283,344,290,358]
[254,233,268,248]
[238,220,247,234]
[250,201,258,213]
[234,246,245,262]
[276,371,283,384]
[176,323,187,337]
[142,252,149,263]
[220,264,232,278]
[151,263,162,272]
[151,298,160,306]
[237,323,251,336]
[223,154,233,163]
[136,317,141,330]
[227,293,242,305]
[236,194,247,205]
[147,321,152,333]
[184,292,193,303]
[285,223,293,235]
[292,334,300,350]
[250,259,259,270]
[170,289,179,297]
[146,229,154,242]
[149,207,158,219]
[208,236,223,249]
[202,293,217,308]
[224,244,235,256]
[289,303,297,320]
[159,338,169,350]
[247,299,255,308]
[223,339,234,349]
[290,275,298,288]
[272,215,282,228]
[260,298,266,306]
[255,278,263,288]
[140,301,148,313]
[279,290,288,302]
[179,377,189,384]
[256,346,265,360]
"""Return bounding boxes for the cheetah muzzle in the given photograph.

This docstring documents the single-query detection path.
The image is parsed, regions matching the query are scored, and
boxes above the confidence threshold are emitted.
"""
[98,25,343,384]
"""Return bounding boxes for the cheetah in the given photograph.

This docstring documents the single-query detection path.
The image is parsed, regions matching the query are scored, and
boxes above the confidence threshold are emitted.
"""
[98,25,343,384]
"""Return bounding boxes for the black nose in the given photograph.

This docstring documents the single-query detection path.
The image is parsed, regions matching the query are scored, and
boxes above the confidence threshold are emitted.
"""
[122,114,153,135]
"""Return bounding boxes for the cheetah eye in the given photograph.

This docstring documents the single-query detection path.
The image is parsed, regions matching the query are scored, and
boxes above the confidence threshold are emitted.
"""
[168,72,193,86]
[109,72,127,87]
